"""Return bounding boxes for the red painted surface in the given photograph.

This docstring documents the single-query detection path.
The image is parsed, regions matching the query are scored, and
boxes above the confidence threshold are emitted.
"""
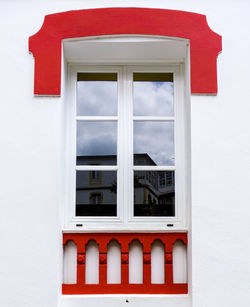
[29,8,222,96]
[62,232,188,295]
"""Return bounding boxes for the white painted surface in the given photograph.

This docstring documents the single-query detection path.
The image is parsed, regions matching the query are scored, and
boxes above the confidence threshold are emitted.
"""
[60,295,191,307]
[0,1,250,307]
[173,240,187,284]
[85,241,99,284]
[129,240,143,284]
[63,36,187,63]
[151,240,165,284]
[107,240,121,284]
[63,241,77,284]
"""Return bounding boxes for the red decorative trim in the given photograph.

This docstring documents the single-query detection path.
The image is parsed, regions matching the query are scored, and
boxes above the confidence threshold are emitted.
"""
[121,253,129,264]
[143,253,151,264]
[29,8,222,96]
[77,254,85,264]
[165,252,173,264]
[62,232,188,295]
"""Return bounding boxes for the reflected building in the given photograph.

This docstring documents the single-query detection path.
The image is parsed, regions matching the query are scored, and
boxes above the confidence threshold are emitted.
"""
[76,154,175,217]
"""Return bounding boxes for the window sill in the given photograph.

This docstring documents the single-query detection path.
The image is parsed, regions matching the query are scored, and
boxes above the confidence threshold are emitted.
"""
[59,294,191,307]
[62,226,188,233]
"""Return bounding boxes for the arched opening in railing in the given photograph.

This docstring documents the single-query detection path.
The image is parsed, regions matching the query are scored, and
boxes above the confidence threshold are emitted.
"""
[63,240,77,284]
[85,240,99,284]
[129,240,143,284]
[107,240,121,284]
[151,240,165,284]
[173,239,187,284]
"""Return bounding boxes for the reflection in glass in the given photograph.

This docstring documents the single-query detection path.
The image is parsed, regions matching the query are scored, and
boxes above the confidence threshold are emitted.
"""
[77,121,117,165]
[134,171,175,217]
[77,73,117,116]
[133,73,174,116]
[134,121,174,166]
[76,171,117,216]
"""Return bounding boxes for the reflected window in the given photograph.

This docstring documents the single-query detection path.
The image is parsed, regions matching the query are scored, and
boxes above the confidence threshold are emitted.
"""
[76,171,117,217]
[90,193,102,205]
[159,173,166,187]
[134,171,175,217]
[89,171,101,185]
[134,121,174,166]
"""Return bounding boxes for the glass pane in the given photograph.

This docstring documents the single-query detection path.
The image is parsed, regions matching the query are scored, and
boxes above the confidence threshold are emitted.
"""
[77,121,117,165]
[134,121,174,166]
[134,171,175,217]
[133,73,174,116]
[77,73,117,116]
[76,171,117,216]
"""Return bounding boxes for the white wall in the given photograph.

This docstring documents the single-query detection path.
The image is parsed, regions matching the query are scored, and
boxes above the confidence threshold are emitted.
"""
[0,1,250,307]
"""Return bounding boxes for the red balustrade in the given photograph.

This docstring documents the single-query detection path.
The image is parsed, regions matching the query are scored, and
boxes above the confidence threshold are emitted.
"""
[62,232,188,295]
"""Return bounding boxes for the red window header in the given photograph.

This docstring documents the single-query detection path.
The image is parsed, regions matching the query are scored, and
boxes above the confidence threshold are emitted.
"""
[29,7,222,96]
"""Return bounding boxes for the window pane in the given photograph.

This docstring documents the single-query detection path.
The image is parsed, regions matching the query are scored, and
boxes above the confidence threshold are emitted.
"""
[133,73,174,116]
[134,171,175,217]
[134,121,174,166]
[76,171,117,216]
[77,73,117,116]
[77,121,117,165]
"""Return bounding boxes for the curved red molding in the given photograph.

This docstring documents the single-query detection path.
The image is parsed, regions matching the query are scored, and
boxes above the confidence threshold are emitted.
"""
[29,7,222,95]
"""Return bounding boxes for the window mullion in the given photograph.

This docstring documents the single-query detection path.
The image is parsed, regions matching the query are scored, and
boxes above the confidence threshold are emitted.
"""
[67,68,78,225]
[117,67,124,222]
[174,65,185,225]
[120,66,133,223]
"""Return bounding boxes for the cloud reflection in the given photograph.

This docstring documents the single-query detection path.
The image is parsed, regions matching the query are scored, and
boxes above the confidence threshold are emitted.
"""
[77,81,117,116]
[134,82,174,116]
[134,121,174,166]
[77,121,117,157]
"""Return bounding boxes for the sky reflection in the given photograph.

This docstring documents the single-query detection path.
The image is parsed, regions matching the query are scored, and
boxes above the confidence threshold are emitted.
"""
[77,81,117,116]
[134,121,174,166]
[77,121,117,162]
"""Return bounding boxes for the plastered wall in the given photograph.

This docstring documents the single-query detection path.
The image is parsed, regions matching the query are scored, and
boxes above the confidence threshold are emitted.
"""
[0,1,250,307]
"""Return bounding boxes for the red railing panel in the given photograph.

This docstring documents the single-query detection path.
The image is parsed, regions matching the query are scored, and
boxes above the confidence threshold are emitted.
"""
[62,233,188,294]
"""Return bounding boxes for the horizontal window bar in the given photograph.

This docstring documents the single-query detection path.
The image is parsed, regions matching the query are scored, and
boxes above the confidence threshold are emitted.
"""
[133,116,175,121]
[133,166,176,171]
[76,165,118,171]
[76,116,118,121]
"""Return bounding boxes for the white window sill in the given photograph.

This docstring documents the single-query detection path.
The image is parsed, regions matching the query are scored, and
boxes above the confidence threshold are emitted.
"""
[59,294,191,307]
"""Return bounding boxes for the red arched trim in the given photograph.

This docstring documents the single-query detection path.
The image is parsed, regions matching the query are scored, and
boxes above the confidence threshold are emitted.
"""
[29,7,222,96]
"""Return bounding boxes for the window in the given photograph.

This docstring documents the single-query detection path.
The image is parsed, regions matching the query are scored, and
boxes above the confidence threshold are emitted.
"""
[90,193,102,205]
[29,10,218,233]
[65,64,187,230]
[89,171,101,185]
[63,42,189,297]
[28,7,222,301]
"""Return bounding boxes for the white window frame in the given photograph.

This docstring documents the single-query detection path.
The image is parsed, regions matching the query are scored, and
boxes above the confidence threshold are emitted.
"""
[64,63,187,231]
